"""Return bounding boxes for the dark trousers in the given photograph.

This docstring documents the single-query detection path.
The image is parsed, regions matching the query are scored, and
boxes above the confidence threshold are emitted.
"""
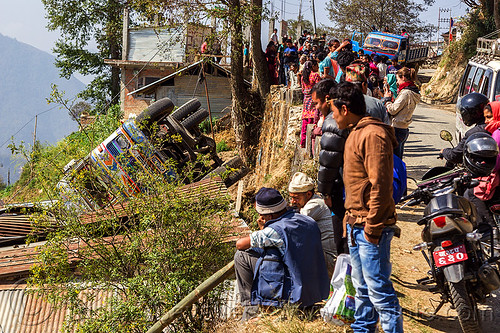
[465,188,495,227]
[234,249,260,306]
[394,127,410,159]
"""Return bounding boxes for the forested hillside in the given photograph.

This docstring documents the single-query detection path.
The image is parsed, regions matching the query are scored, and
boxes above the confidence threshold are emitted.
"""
[0,33,85,184]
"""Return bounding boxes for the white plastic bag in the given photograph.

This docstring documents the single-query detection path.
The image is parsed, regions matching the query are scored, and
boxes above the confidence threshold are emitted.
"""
[320,254,356,325]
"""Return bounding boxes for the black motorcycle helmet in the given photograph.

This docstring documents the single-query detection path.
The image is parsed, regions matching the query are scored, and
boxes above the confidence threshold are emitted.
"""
[458,92,489,126]
[463,132,499,177]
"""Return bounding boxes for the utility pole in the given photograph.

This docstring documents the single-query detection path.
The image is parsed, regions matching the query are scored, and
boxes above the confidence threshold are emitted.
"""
[437,8,451,54]
[297,0,303,41]
[310,0,317,34]
[31,115,37,178]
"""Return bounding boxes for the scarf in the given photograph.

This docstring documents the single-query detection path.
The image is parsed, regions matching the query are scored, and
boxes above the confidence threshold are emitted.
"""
[386,74,398,98]
[485,101,500,134]
[397,80,416,93]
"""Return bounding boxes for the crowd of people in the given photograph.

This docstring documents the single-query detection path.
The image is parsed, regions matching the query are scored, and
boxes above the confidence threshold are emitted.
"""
[234,31,422,332]
[264,30,419,157]
[231,29,500,333]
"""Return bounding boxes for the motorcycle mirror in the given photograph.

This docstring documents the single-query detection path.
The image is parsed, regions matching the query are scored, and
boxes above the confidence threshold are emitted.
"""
[439,130,454,147]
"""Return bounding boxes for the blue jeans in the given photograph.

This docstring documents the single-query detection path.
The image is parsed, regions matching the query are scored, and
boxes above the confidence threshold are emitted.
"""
[347,225,403,333]
[394,127,409,159]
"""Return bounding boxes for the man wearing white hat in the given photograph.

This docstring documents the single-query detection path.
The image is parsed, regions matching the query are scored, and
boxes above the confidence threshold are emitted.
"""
[288,172,336,277]
[234,187,329,321]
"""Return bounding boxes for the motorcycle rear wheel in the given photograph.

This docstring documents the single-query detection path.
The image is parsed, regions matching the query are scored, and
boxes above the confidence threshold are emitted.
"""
[449,280,482,333]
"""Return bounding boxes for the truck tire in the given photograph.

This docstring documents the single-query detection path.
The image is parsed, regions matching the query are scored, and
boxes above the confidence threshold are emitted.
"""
[136,98,175,126]
[172,99,201,122]
[204,156,249,188]
[181,108,209,130]
[449,281,482,333]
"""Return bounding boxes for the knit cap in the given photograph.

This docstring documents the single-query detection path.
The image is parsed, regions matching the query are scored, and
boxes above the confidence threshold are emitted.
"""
[255,187,288,214]
[288,172,315,193]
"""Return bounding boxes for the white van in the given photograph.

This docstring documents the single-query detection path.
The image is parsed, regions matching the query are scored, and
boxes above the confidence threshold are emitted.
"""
[456,38,500,141]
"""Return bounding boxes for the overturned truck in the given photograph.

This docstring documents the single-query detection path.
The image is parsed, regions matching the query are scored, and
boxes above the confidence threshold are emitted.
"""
[58,97,247,212]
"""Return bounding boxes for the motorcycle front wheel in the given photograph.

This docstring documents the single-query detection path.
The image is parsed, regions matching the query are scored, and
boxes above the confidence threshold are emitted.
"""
[449,280,482,333]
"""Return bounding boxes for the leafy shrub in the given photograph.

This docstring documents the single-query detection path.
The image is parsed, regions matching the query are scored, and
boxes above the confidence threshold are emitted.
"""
[216,140,230,153]
[7,104,122,202]
[28,163,234,332]
[199,117,219,134]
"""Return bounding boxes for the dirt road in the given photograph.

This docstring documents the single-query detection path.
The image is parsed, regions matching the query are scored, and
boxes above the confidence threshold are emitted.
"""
[394,102,500,332]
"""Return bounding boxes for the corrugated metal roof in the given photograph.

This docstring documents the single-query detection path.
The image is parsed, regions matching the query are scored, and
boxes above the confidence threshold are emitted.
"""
[0,286,113,333]
[128,27,186,63]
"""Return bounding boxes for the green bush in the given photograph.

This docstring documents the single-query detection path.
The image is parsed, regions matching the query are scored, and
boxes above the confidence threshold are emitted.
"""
[7,104,122,202]
[199,117,219,134]
[28,163,234,332]
[216,140,230,153]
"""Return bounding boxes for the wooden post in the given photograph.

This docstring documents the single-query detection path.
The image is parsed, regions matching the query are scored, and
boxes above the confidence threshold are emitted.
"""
[146,260,235,333]
[31,115,37,178]
[235,181,244,213]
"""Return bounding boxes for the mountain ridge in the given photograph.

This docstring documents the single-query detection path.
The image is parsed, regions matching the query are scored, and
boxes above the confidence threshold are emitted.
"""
[0,33,85,184]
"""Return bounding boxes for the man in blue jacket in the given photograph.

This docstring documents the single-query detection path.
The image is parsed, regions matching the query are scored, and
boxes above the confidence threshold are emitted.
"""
[234,187,329,321]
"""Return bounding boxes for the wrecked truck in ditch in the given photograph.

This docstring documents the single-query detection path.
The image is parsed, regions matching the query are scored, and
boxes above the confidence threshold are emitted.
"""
[57,97,248,212]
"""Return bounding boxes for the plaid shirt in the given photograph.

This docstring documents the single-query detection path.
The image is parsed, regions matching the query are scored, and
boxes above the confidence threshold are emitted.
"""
[250,227,285,255]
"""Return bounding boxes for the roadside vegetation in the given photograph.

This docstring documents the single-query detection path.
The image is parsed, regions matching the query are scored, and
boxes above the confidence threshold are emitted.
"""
[2,104,122,203]
[27,162,235,332]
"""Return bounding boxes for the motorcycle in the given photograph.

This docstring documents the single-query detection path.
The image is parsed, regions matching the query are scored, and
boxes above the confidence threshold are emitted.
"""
[401,160,500,332]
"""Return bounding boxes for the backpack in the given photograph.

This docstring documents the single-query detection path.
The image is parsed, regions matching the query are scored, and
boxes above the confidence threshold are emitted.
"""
[393,154,407,203]
[330,58,340,76]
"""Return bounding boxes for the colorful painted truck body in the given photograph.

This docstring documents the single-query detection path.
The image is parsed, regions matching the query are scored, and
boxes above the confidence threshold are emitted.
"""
[58,97,246,212]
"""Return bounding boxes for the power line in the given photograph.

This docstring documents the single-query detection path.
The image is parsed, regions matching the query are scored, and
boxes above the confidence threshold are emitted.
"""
[0,105,59,149]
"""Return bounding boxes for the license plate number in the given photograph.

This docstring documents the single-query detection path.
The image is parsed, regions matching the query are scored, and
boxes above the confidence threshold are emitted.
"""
[433,244,468,267]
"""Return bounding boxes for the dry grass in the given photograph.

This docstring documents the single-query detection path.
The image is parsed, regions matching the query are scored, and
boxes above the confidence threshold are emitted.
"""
[214,305,352,333]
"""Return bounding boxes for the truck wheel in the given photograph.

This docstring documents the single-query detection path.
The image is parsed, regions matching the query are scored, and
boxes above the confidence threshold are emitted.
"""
[172,98,201,122]
[136,98,175,126]
[449,281,482,333]
[204,156,249,188]
[181,108,209,130]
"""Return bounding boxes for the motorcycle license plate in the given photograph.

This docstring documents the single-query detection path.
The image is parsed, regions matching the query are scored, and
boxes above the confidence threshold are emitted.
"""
[433,244,468,267]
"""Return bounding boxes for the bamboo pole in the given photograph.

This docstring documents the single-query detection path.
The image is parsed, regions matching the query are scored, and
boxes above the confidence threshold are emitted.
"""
[146,260,235,333]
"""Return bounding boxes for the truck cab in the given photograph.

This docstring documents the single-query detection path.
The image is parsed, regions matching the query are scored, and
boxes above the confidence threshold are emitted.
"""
[352,31,428,65]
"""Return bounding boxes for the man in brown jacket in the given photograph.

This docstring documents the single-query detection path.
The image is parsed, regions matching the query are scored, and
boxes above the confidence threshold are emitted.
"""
[329,82,403,333]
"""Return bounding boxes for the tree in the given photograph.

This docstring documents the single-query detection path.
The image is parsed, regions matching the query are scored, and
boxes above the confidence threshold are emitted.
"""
[42,0,124,111]
[287,17,314,42]
[250,0,271,98]
[461,0,500,31]
[326,0,435,40]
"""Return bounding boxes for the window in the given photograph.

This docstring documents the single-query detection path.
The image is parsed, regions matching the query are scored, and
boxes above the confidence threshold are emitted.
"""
[494,74,500,101]
[365,37,381,47]
[479,69,492,96]
[471,68,485,93]
[382,41,399,50]
[138,77,161,89]
[461,65,476,96]
[137,77,161,100]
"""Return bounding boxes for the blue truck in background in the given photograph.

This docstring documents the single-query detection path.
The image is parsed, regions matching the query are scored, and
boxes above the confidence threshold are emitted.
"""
[351,31,429,65]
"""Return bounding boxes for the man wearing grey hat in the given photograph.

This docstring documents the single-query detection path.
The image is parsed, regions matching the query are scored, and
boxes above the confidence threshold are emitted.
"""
[288,172,336,277]
[234,187,329,321]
